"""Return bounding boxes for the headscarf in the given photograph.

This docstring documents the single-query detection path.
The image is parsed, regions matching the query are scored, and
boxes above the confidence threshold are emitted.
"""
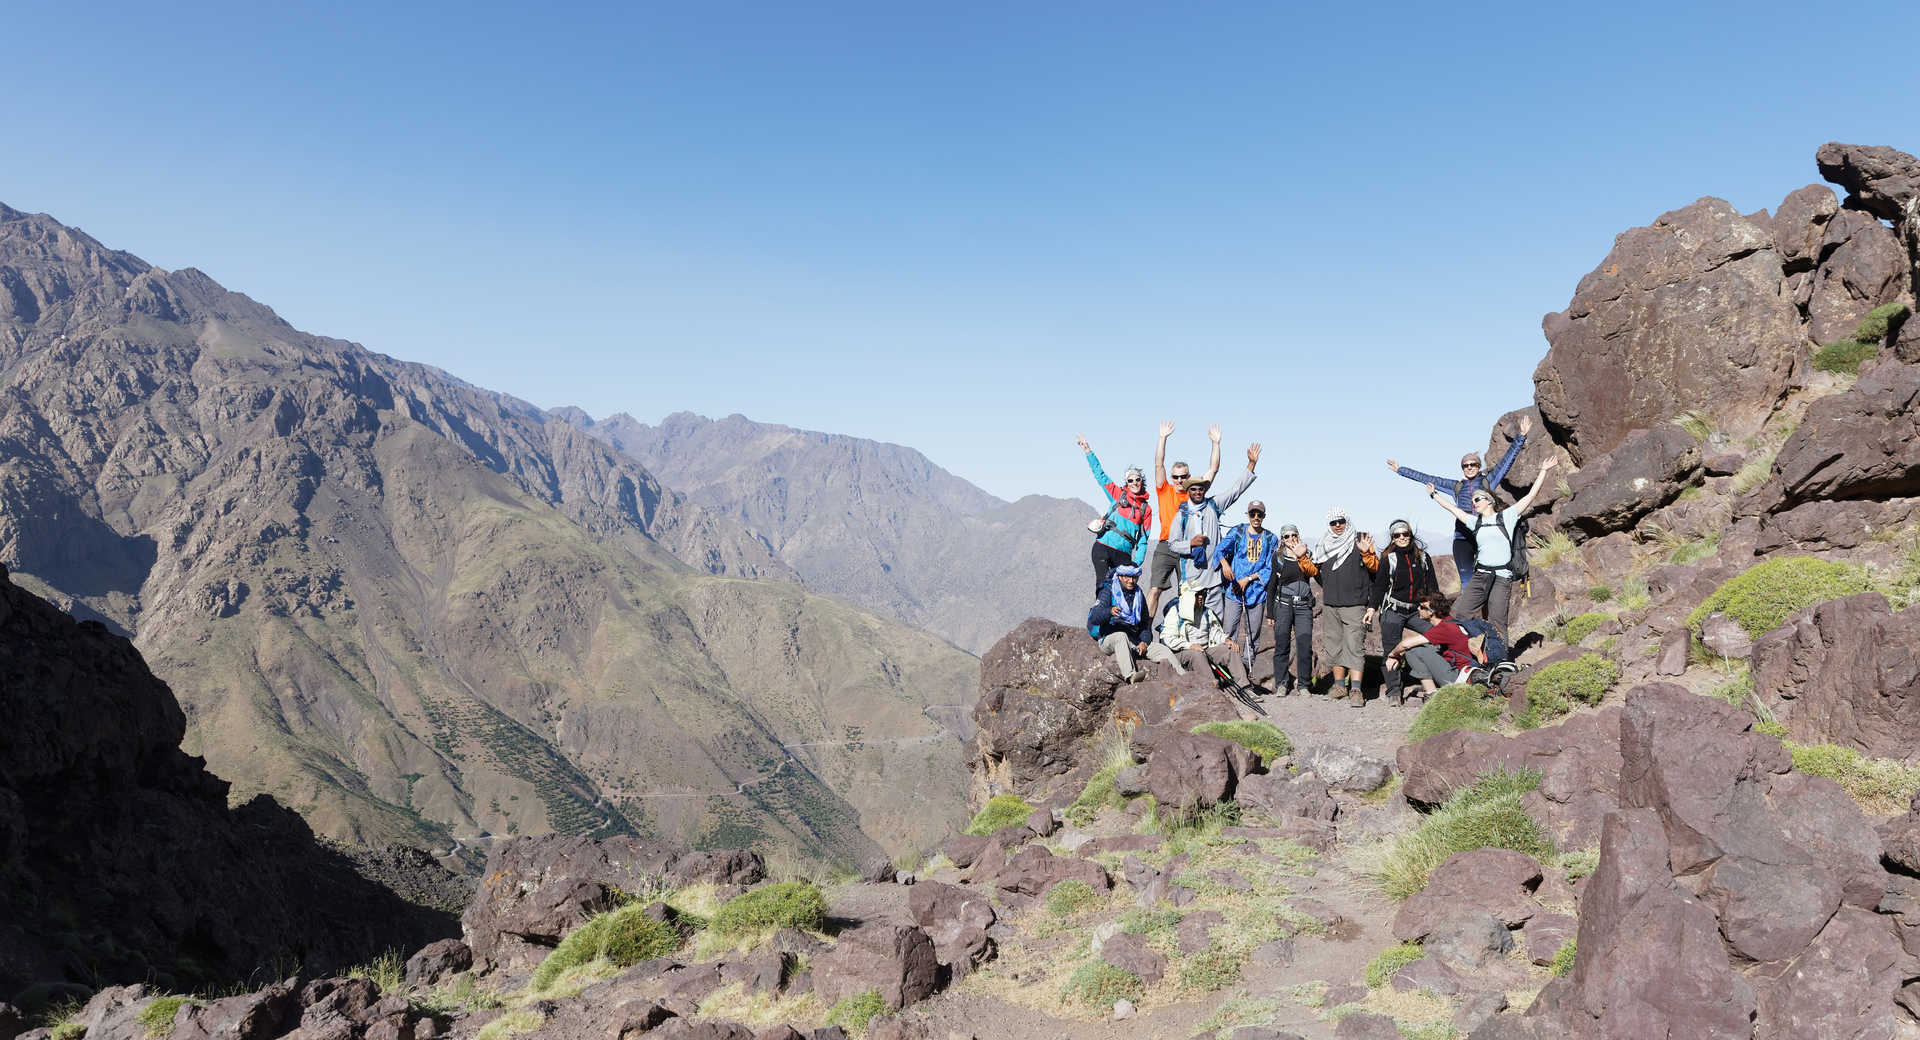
[1313,506,1358,567]
[1109,569,1145,626]
[1114,466,1151,529]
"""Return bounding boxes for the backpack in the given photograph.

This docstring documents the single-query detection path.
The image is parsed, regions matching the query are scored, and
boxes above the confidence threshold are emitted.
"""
[1473,510,1531,580]
[1454,617,1510,666]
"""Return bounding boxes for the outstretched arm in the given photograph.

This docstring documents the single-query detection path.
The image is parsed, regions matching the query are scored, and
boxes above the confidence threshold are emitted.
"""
[1426,482,1475,525]
[1154,421,1173,487]
[1079,435,1119,505]
[1203,425,1222,484]
[1390,459,1461,495]
[1511,457,1560,515]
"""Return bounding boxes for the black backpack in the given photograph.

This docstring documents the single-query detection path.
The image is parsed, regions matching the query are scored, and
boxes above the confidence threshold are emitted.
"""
[1473,510,1531,580]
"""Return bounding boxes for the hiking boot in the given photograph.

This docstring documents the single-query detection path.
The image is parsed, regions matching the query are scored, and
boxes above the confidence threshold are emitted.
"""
[1292,681,1312,697]
[1347,684,1363,706]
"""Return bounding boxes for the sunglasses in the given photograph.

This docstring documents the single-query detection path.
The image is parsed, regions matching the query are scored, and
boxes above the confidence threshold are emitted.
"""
[1393,531,1412,538]
[1171,474,1190,482]
[1461,462,1482,470]
[1330,519,1348,526]
[1248,511,1266,517]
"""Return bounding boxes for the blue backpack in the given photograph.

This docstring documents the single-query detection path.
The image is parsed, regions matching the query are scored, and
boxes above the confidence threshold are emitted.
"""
[1453,617,1509,666]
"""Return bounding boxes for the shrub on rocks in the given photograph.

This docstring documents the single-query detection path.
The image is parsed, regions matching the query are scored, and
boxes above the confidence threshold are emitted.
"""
[1557,611,1609,645]
[1404,685,1500,745]
[1784,741,1920,817]
[1058,960,1144,1009]
[1364,943,1425,989]
[1045,880,1101,918]
[1368,769,1552,900]
[1177,950,1242,992]
[1189,721,1292,767]
[531,902,685,992]
[1550,937,1577,977]
[825,989,887,1034]
[709,882,827,941]
[1686,557,1874,639]
[137,996,189,1037]
[963,795,1035,837]
[1516,654,1619,729]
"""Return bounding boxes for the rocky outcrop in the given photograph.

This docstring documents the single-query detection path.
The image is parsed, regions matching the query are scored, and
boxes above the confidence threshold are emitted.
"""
[1763,358,1920,511]
[1396,708,1623,849]
[0,564,453,1002]
[1751,592,1920,759]
[968,620,1120,801]
[1818,143,1920,361]
[1556,426,1701,540]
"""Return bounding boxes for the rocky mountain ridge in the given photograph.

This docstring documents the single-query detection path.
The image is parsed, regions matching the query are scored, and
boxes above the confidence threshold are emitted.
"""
[0,202,977,866]
[555,410,1092,655]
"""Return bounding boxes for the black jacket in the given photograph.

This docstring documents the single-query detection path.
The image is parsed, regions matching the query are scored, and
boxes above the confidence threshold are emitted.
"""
[1371,544,1439,610]
[1314,549,1378,609]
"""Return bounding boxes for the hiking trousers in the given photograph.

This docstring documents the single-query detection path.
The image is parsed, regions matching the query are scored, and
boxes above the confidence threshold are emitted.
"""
[1379,609,1432,699]
[1457,569,1513,640]
[1091,542,1135,598]
[1269,597,1313,688]
[1449,532,1476,588]
[1098,632,1178,680]
[1223,596,1269,675]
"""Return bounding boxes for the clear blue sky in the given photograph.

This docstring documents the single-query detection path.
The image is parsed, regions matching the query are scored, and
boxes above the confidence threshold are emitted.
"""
[6,1,1918,537]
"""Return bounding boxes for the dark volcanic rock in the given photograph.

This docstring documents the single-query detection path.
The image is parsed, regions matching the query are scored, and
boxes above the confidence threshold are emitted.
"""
[906,882,996,979]
[1818,142,1920,320]
[1397,708,1623,849]
[1753,907,1915,1040]
[971,621,1119,797]
[813,924,938,1011]
[403,940,471,988]
[1557,425,1701,540]
[1142,731,1256,810]
[1765,359,1920,513]
[1392,850,1542,941]
[0,566,452,999]
[1534,197,1804,463]
[1751,593,1920,758]
[1235,771,1337,823]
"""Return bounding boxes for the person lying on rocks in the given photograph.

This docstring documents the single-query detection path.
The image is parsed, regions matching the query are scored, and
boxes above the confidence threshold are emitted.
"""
[1387,413,1531,581]
[1087,565,1176,682]
[1425,453,1557,641]
[1312,507,1379,706]
[1165,439,1260,620]
[1146,419,1222,623]
[1077,434,1153,598]
[1384,592,1475,697]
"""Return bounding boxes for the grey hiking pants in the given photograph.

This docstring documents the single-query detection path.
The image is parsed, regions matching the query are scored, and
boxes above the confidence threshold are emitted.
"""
[1456,569,1513,641]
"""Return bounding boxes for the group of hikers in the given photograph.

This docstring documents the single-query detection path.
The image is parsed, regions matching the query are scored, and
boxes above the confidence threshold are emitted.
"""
[1079,418,1558,708]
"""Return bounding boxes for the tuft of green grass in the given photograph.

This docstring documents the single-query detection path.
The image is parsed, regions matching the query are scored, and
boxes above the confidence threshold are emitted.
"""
[1515,654,1619,729]
[1813,339,1881,375]
[1704,669,1754,711]
[1365,768,1551,900]
[1191,720,1293,767]
[347,950,405,994]
[51,1024,86,1040]
[1788,743,1920,817]
[139,998,190,1038]
[1529,530,1580,568]
[1404,684,1502,745]
[1754,719,1788,739]
[1148,800,1240,851]
[475,1010,543,1040]
[1586,585,1613,603]
[826,990,888,1035]
[1197,992,1287,1037]
[1857,302,1910,344]
[1059,960,1145,1009]
[1555,848,1600,884]
[1120,906,1181,936]
[1066,730,1138,827]
[531,902,686,992]
[1687,557,1875,638]
[964,794,1035,836]
[1045,880,1101,918]
[1731,450,1779,495]
[1668,530,1721,567]
[1672,410,1717,441]
[1180,950,1244,992]
[710,881,827,939]
[1364,942,1426,989]
[1551,938,1578,977]
[1618,576,1650,611]
[1558,612,1610,645]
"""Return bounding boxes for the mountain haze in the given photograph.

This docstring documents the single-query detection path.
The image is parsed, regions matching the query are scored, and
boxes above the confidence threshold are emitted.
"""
[0,202,977,866]
[559,410,1093,654]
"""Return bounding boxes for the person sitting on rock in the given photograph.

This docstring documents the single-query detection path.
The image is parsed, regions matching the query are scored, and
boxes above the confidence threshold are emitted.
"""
[1425,453,1558,641]
[1165,439,1260,620]
[1087,565,1175,682]
[1146,420,1222,623]
[1267,523,1319,698]
[1368,519,1439,707]
[1384,592,1475,697]
[1216,502,1280,691]
[1311,507,1379,706]
[1387,413,1531,583]
[1156,571,1256,700]
[1078,434,1153,598]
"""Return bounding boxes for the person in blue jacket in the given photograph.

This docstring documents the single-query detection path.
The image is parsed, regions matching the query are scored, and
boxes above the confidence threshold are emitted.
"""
[1087,565,1176,681]
[1386,414,1531,581]
[1077,434,1153,597]
[1216,502,1280,687]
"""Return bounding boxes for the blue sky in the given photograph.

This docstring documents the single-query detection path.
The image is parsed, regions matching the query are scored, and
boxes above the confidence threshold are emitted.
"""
[6,1,1918,537]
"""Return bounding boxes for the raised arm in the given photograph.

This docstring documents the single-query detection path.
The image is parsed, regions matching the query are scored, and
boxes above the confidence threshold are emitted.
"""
[1426,482,1475,525]
[1390,459,1462,495]
[1079,436,1119,505]
[1487,414,1533,487]
[1154,420,1173,487]
[1214,443,1259,509]
[1203,425,1222,484]
[1511,456,1560,515]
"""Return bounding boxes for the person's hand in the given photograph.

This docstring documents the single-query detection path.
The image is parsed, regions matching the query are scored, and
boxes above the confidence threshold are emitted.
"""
[1190,535,1206,548]
[1540,456,1559,474]
[1386,458,1399,472]
[1237,577,1251,593]
[1363,608,1378,626]
[1111,606,1122,618]
[1135,641,1150,656]
[1357,533,1376,554]
[1519,414,1533,437]
[1076,434,1091,452]
[1208,424,1221,444]
[1425,482,1439,497]
[1247,442,1261,466]
[1223,638,1238,652]
[1159,420,1175,439]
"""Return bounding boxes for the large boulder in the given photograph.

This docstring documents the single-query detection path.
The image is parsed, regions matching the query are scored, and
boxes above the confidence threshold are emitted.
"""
[812,924,939,1011]
[1818,142,1920,336]
[1534,197,1805,463]
[1763,359,1920,513]
[1753,907,1917,1040]
[988,846,1111,905]
[1391,849,1543,942]
[1803,207,1912,345]
[1557,425,1702,540]
[1143,731,1256,809]
[1751,593,1920,758]
[1755,497,1920,553]
[1527,810,1757,1038]
[970,620,1120,798]
[906,882,996,979]
[1396,707,1622,849]
[1297,745,1391,793]
[462,835,763,972]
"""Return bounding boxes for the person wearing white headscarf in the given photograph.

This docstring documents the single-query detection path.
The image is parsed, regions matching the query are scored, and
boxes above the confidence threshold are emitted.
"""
[1311,506,1378,705]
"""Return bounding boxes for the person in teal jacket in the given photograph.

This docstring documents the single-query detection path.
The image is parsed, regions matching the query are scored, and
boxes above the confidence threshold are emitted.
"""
[1077,434,1153,597]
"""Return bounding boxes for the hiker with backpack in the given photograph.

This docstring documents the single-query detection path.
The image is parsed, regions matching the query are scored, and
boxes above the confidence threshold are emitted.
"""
[1425,453,1558,641]
[1368,519,1440,706]
[1267,524,1319,698]
[1311,508,1379,706]
[1165,440,1260,619]
[1384,592,1477,696]
[1077,434,1153,597]
[1386,414,1531,584]
[1216,501,1280,688]
[1087,565,1178,681]
[1146,420,1223,623]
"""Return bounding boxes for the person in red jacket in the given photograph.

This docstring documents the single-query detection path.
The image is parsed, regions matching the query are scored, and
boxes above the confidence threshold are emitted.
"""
[1384,593,1474,698]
